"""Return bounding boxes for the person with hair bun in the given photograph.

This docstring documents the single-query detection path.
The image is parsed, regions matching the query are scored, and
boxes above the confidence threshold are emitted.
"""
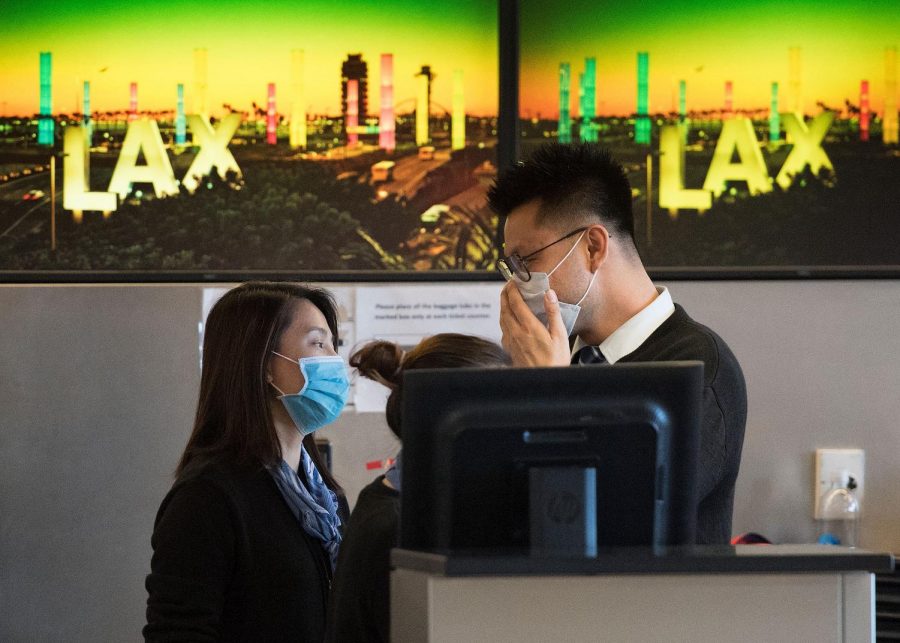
[326,334,510,643]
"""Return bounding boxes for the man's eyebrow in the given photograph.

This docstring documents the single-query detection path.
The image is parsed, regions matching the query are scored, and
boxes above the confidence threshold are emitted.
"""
[507,239,539,257]
[501,240,519,255]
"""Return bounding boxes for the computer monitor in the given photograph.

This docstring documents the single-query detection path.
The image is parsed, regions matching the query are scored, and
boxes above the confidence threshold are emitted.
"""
[399,362,703,554]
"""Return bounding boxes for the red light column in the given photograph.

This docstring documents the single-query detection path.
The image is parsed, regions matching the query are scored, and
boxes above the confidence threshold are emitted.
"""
[379,54,395,151]
[267,83,277,145]
[129,82,138,121]
[724,81,733,119]
[347,79,359,146]
[860,80,870,142]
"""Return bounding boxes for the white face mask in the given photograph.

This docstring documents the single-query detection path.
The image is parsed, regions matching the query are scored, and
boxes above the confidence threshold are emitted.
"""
[512,230,598,336]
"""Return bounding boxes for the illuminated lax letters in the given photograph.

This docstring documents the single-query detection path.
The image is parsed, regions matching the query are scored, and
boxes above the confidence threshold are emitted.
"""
[659,124,711,213]
[62,115,242,214]
[182,114,242,192]
[702,118,771,197]
[658,114,834,213]
[63,126,117,214]
[775,112,834,189]
[108,120,179,199]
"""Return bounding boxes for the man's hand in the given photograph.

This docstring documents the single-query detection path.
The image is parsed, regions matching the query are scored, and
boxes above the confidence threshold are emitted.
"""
[499,281,571,367]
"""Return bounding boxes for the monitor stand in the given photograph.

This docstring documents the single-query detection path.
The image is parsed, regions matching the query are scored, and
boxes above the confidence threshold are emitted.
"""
[529,466,597,557]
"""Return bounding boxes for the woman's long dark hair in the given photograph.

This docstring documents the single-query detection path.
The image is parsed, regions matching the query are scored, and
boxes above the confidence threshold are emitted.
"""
[350,333,511,440]
[176,281,342,492]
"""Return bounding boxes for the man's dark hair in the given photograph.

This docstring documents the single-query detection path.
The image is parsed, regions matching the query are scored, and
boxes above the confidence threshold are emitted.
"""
[487,143,636,245]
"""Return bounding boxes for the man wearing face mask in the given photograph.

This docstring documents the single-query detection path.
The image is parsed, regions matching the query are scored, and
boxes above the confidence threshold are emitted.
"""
[489,143,747,545]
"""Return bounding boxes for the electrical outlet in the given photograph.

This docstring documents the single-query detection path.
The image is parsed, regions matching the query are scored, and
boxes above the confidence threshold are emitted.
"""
[814,448,865,519]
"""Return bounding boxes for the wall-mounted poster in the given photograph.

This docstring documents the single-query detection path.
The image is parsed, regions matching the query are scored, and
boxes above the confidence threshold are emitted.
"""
[0,1,498,277]
[520,1,900,270]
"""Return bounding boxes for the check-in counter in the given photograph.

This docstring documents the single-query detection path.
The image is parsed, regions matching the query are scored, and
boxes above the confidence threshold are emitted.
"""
[391,545,894,642]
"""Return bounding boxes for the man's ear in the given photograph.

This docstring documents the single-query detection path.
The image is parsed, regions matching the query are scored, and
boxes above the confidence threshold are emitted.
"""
[586,225,610,271]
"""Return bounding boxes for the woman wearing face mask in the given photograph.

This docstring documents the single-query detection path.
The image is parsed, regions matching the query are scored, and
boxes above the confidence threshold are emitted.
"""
[325,334,510,643]
[144,282,350,643]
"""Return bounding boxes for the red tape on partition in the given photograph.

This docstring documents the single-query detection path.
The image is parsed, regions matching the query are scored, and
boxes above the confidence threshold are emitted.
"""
[365,458,396,471]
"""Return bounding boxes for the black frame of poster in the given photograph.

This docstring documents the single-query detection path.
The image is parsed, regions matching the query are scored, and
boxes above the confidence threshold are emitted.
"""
[1,0,897,283]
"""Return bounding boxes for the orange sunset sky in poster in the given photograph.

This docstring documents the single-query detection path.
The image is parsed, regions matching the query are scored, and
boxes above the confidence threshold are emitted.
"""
[0,0,498,118]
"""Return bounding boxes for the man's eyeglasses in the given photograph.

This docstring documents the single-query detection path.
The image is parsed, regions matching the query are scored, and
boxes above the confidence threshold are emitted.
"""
[497,227,589,282]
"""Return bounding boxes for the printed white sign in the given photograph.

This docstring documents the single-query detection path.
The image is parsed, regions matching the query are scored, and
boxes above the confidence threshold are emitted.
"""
[353,283,503,411]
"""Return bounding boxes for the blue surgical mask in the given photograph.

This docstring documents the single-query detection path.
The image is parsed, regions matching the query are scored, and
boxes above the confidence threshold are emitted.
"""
[270,353,350,436]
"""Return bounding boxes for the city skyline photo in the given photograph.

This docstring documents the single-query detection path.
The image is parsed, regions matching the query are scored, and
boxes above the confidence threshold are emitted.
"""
[0,0,501,275]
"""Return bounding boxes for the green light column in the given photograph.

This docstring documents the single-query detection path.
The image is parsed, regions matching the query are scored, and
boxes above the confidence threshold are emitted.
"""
[559,63,571,143]
[39,52,53,146]
[769,82,780,142]
[578,72,585,140]
[678,79,687,146]
[581,57,597,143]
[83,81,92,143]
[175,84,186,145]
[636,52,650,144]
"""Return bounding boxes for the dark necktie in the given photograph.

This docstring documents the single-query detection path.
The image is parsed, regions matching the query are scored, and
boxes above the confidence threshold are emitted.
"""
[572,345,607,365]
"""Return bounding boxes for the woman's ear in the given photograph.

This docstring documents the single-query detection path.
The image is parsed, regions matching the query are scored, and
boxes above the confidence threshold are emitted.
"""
[586,224,610,271]
[265,373,281,398]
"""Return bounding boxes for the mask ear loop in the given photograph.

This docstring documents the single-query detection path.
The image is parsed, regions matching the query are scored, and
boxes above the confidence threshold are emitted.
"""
[272,350,296,364]
[269,351,296,397]
[575,268,599,307]
[570,230,608,306]
[547,230,588,277]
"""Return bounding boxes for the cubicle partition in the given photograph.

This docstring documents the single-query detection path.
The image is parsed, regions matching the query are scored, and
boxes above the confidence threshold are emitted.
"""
[1,280,899,640]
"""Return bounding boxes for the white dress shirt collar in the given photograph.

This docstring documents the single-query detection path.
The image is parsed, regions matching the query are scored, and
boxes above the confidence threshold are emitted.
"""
[572,286,675,364]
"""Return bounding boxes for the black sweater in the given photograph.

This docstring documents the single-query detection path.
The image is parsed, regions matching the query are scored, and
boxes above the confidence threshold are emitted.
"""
[144,459,346,642]
[617,304,747,544]
[326,476,399,643]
